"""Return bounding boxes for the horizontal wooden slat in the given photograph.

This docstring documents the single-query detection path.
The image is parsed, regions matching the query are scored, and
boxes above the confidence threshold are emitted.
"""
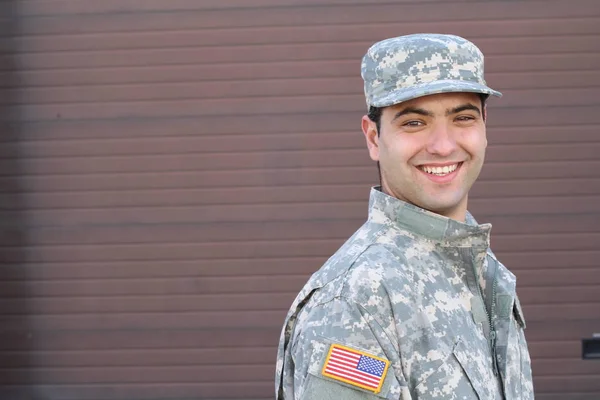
[499,320,597,342]
[14,0,480,18]
[0,149,381,174]
[0,258,327,280]
[0,293,296,314]
[515,267,600,285]
[534,375,600,393]
[0,167,377,191]
[0,364,275,384]
[488,125,599,145]
[2,220,361,244]
[482,214,600,235]
[520,325,599,355]
[1,347,277,368]
[0,328,279,351]
[12,0,600,25]
[0,276,307,297]
[525,303,600,323]
[4,341,585,368]
[529,340,583,359]
[490,232,600,252]
[517,286,600,305]
[536,395,600,400]
[0,382,272,400]
[7,76,364,103]
[532,359,600,377]
[0,238,341,261]
[4,131,365,154]
[0,310,287,331]
[7,18,600,53]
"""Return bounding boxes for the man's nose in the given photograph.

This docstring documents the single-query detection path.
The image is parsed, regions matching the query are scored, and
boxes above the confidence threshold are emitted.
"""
[426,123,457,157]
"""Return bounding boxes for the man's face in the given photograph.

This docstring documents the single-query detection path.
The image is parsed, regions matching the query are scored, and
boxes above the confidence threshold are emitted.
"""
[362,92,487,221]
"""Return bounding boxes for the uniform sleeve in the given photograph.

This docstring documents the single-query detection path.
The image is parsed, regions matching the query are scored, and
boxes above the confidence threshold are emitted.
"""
[290,297,412,400]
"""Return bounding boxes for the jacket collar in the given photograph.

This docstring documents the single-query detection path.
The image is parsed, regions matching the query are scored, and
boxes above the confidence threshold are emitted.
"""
[367,187,491,248]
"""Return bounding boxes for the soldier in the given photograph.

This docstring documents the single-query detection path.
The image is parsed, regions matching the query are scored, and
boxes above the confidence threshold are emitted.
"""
[275,33,534,399]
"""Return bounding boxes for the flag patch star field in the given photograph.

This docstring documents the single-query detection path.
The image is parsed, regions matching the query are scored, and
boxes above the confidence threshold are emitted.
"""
[321,344,390,393]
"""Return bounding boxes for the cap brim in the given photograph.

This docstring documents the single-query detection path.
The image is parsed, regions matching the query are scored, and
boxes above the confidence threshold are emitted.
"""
[369,80,502,108]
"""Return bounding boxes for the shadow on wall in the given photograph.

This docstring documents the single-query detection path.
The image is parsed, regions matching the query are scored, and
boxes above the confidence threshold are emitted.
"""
[0,2,35,399]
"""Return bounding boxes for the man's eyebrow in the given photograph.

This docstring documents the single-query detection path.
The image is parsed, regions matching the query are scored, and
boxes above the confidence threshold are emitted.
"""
[446,103,481,116]
[391,107,434,122]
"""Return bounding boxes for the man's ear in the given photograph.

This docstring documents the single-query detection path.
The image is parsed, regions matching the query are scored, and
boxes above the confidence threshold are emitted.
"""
[361,115,380,162]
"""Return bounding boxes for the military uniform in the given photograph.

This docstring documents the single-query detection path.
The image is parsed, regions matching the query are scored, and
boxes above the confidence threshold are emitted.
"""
[276,188,534,399]
[275,33,535,399]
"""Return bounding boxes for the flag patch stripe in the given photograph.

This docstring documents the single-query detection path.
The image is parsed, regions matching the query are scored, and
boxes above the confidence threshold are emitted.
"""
[324,364,380,386]
[321,344,389,394]
[329,357,358,367]
[332,351,360,363]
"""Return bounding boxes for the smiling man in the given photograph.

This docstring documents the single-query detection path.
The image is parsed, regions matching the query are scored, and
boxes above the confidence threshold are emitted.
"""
[275,34,534,399]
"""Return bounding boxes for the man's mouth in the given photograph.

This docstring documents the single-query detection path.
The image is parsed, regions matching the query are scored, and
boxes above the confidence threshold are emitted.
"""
[418,162,462,176]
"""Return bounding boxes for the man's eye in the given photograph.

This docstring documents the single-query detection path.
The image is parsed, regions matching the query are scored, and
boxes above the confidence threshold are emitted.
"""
[403,120,423,127]
[456,115,475,122]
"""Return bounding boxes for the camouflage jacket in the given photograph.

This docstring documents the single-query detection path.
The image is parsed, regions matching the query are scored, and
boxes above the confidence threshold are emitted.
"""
[275,187,534,399]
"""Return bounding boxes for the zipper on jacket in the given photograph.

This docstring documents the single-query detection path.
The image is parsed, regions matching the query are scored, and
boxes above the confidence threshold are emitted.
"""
[471,250,499,376]
[490,265,499,376]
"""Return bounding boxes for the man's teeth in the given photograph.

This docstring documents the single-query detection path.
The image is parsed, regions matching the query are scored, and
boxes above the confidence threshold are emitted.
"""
[421,164,458,176]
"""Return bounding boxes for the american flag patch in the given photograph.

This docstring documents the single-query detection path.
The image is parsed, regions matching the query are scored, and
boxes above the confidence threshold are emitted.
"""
[321,344,390,394]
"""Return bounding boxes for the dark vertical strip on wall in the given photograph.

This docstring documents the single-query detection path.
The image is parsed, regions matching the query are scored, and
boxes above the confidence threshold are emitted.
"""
[0,2,32,400]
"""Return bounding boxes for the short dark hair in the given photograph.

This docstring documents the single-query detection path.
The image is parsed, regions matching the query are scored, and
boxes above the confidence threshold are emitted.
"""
[367,106,383,135]
[367,93,488,136]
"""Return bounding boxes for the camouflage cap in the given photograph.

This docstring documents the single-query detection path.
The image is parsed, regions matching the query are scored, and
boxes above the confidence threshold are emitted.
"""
[361,33,501,108]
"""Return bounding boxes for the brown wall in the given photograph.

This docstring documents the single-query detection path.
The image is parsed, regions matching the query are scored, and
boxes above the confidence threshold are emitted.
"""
[1,1,599,399]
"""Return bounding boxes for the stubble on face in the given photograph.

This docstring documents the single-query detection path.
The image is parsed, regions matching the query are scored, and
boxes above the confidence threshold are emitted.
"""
[362,92,487,222]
